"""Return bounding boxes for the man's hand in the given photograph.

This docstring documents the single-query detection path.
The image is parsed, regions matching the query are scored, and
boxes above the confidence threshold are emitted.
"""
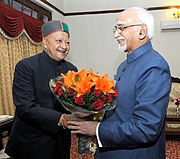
[59,114,79,129]
[67,120,98,136]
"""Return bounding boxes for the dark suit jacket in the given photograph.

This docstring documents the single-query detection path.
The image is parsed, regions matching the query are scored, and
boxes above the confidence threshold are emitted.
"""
[5,51,78,159]
[96,42,171,159]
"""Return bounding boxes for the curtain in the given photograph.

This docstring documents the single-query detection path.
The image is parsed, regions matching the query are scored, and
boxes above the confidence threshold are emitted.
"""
[0,3,92,159]
[0,3,43,43]
[0,33,42,115]
[0,3,43,115]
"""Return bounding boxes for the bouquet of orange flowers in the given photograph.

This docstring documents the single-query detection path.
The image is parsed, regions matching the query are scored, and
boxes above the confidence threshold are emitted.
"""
[49,69,118,155]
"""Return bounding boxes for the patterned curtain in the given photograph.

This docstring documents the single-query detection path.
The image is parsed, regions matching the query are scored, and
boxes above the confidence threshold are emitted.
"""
[0,3,43,43]
[0,33,42,115]
[0,2,43,116]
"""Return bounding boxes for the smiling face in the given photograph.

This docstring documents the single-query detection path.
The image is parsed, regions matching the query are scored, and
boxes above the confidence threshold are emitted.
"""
[113,11,148,55]
[43,31,70,61]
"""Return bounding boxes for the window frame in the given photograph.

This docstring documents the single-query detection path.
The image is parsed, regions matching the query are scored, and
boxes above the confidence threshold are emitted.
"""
[0,0,52,22]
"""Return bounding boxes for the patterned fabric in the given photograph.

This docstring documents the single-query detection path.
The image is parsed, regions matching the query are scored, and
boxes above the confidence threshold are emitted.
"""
[71,134,94,159]
[0,33,42,115]
[70,134,180,159]
[166,136,180,159]
[0,135,180,158]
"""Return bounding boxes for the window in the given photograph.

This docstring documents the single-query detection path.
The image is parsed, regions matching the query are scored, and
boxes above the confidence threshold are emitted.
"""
[12,0,22,12]
[43,15,49,23]
[0,0,52,22]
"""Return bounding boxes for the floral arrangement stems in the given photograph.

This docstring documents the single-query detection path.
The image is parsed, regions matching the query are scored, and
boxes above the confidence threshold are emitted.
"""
[77,134,94,156]
[77,111,105,156]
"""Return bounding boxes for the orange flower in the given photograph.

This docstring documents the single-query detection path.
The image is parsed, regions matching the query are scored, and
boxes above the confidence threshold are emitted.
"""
[61,69,116,96]
[61,69,96,97]
[50,68,118,112]
[61,70,77,88]
[73,76,95,97]
[94,74,115,94]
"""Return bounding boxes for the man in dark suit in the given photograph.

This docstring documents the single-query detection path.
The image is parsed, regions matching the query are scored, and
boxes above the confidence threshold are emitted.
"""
[5,20,78,159]
[68,7,171,159]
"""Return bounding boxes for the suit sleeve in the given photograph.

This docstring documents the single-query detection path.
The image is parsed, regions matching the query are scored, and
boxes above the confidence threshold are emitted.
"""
[13,61,62,134]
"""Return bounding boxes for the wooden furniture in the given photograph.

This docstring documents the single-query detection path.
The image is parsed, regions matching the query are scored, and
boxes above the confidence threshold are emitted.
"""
[166,77,180,135]
[166,115,180,135]
[0,116,13,150]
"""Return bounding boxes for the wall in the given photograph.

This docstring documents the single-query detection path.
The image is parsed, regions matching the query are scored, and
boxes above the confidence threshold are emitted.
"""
[63,0,180,79]
[65,13,123,79]
[64,0,180,12]
[33,0,180,79]
[32,0,64,20]
[151,10,180,79]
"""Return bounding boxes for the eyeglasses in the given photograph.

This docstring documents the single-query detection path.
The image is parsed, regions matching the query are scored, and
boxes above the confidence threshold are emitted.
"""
[113,23,144,34]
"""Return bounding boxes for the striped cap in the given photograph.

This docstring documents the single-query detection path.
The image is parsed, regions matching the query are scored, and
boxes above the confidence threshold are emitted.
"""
[41,20,70,37]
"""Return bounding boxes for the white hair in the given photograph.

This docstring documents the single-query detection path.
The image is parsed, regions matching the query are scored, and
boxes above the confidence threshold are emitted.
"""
[123,7,155,40]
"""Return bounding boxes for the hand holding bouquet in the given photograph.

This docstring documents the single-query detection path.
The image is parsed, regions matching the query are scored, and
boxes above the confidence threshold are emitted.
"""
[49,68,118,156]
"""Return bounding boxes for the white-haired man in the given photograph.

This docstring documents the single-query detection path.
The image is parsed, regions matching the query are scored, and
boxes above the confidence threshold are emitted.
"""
[68,7,171,159]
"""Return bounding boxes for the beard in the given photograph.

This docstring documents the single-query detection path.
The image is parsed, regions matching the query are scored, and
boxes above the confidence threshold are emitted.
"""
[118,37,127,53]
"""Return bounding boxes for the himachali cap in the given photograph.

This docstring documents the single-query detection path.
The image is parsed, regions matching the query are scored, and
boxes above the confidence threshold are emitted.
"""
[41,20,70,37]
